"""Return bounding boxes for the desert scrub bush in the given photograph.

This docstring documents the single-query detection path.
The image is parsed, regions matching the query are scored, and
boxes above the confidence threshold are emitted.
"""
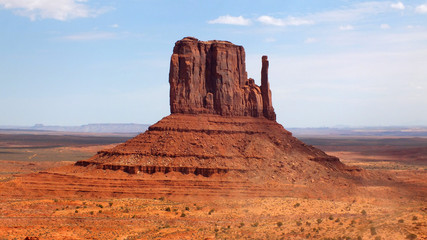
[180,213,186,217]
[185,206,190,211]
[208,209,215,215]
[159,197,165,201]
[75,210,78,213]
[398,219,404,223]
[412,216,418,221]
[276,221,283,227]
[239,222,245,228]
[329,215,334,220]
[196,206,202,210]
[406,233,417,240]
[109,202,113,207]
[251,222,259,227]
[90,211,94,215]
[370,226,377,235]
[317,218,322,224]
[374,236,381,240]
[361,209,367,215]
[165,207,171,212]
[296,221,302,226]
[98,210,102,213]
[97,204,103,208]
[294,203,300,208]
[335,218,340,223]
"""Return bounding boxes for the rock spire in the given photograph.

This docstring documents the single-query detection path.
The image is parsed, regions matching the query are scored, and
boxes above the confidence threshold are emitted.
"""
[169,37,276,120]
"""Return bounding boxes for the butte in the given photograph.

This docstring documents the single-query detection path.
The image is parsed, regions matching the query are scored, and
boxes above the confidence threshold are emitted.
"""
[2,37,364,199]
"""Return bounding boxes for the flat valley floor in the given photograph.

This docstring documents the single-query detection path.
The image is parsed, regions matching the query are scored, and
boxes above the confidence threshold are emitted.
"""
[0,131,425,240]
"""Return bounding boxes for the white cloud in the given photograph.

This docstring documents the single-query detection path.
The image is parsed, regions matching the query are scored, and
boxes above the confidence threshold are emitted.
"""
[61,32,116,41]
[310,2,389,23]
[380,24,390,29]
[390,2,405,10]
[264,37,277,43]
[0,0,108,21]
[407,25,422,29]
[304,38,317,44]
[111,24,119,28]
[284,16,314,26]
[339,25,354,31]
[208,15,251,26]
[257,15,313,26]
[416,4,427,13]
[257,15,284,26]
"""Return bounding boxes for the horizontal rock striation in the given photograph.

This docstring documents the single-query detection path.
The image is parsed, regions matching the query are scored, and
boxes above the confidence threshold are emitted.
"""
[75,114,351,176]
[169,37,276,120]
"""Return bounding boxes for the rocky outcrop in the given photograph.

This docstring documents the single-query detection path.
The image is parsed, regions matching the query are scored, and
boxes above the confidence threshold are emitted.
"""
[261,56,276,120]
[72,37,350,179]
[169,37,275,120]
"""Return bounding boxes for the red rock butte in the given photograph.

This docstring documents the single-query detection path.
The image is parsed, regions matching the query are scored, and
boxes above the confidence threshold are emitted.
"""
[1,37,364,199]
[169,37,275,120]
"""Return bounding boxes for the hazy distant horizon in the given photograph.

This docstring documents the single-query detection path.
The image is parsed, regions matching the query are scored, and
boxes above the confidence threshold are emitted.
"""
[1,122,426,129]
[1,0,426,127]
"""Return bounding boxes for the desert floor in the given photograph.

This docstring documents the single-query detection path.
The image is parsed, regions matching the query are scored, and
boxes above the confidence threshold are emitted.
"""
[0,132,425,240]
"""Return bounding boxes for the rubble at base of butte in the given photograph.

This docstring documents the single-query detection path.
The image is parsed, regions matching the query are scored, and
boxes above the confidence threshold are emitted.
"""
[76,37,359,179]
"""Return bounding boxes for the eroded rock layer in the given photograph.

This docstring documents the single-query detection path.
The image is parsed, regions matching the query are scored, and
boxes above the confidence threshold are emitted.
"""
[76,114,353,178]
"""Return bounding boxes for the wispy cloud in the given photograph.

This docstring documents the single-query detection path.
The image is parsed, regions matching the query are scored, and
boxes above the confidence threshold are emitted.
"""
[257,15,313,26]
[111,24,119,28]
[304,38,317,44]
[257,16,284,26]
[61,32,117,41]
[0,0,109,21]
[390,2,405,10]
[310,2,390,23]
[339,25,354,31]
[416,4,427,14]
[208,15,251,26]
[264,37,277,43]
[380,24,390,29]
[284,17,314,26]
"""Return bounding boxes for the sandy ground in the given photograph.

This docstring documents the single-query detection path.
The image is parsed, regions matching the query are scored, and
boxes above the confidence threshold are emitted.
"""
[0,136,425,239]
[0,195,424,239]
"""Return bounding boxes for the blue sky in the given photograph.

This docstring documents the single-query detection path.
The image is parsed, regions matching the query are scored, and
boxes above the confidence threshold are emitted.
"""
[1,0,426,127]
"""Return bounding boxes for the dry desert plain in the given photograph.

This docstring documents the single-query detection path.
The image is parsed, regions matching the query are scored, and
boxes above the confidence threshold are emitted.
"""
[0,130,425,240]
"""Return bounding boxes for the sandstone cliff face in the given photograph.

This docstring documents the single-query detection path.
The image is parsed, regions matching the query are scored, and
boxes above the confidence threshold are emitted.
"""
[169,37,276,120]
